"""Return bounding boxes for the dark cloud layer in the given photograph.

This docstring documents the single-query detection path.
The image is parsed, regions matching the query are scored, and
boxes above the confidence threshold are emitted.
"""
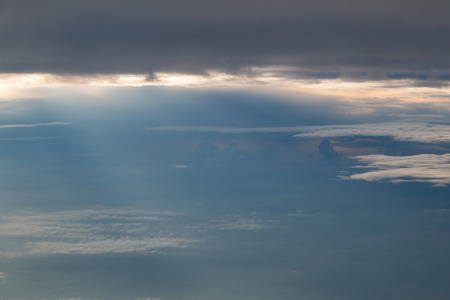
[1,0,450,76]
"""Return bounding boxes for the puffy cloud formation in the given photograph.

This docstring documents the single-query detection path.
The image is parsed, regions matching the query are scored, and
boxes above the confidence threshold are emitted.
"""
[318,138,338,159]
[342,153,450,186]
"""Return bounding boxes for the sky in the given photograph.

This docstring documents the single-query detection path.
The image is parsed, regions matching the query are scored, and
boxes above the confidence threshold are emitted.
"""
[1,1,450,299]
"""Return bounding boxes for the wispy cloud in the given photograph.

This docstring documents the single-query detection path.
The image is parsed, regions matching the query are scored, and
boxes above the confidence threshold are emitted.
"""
[149,122,450,145]
[0,136,65,142]
[23,238,195,256]
[0,208,195,257]
[342,153,450,186]
[0,208,274,257]
[0,122,71,129]
[147,125,309,134]
[287,210,315,217]
[294,122,450,144]
[0,122,70,142]
[207,214,267,230]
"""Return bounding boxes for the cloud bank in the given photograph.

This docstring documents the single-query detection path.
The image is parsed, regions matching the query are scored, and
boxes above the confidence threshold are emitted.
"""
[150,122,450,144]
[294,122,450,144]
[0,209,195,257]
[1,0,450,77]
[0,208,273,257]
[342,153,450,186]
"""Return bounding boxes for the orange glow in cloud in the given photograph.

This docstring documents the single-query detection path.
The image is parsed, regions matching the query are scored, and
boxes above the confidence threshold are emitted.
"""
[0,71,448,105]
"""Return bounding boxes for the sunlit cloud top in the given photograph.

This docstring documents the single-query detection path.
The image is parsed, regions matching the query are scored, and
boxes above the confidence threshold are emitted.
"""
[294,123,450,144]
[343,154,450,187]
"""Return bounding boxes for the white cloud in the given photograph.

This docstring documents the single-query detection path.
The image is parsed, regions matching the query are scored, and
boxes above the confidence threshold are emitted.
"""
[0,122,70,142]
[148,122,450,144]
[342,153,450,186]
[219,219,265,230]
[0,208,275,257]
[0,122,71,129]
[0,209,174,238]
[208,214,266,230]
[147,125,309,134]
[287,210,314,217]
[0,208,195,257]
[294,122,450,144]
[0,136,65,142]
[23,238,195,255]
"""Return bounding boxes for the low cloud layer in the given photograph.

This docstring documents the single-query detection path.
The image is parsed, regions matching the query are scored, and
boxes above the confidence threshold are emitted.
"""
[0,208,274,257]
[343,153,450,186]
[0,209,195,257]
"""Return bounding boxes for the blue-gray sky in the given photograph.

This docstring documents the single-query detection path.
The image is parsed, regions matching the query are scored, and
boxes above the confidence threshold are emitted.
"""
[1,1,450,300]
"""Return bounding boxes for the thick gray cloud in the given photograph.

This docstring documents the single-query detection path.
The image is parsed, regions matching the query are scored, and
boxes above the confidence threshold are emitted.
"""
[1,0,450,76]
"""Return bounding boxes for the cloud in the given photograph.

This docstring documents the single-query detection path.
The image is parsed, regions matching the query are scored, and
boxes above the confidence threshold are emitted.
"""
[1,1,449,77]
[0,122,71,129]
[149,122,450,145]
[0,122,70,142]
[342,153,450,186]
[286,210,329,218]
[217,219,265,230]
[23,238,195,256]
[294,122,450,144]
[0,209,174,238]
[148,125,312,134]
[287,210,313,217]
[0,136,65,142]
[149,122,450,149]
[0,208,195,257]
[318,138,338,159]
[0,208,273,257]
[189,141,254,166]
[208,214,267,230]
